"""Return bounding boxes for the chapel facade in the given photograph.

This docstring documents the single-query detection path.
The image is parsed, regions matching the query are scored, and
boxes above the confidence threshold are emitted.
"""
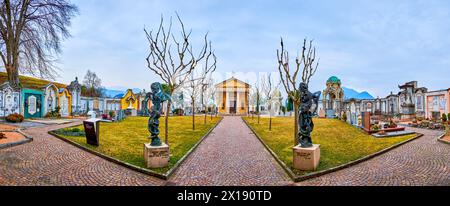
[215,77,251,115]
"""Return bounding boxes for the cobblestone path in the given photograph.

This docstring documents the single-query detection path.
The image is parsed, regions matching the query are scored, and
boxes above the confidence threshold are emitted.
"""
[1,118,448,186]
[295,127,450,186]
[169,116,292,186]
[0,121,165,186]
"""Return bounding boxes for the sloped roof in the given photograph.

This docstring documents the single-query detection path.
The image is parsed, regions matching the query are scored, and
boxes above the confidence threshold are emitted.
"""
[0,72,67,90]
[215,77,251,87]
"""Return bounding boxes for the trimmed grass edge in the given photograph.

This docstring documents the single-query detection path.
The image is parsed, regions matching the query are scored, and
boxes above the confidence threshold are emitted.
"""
[0,129,33,149]
[48,117,223,180]
[242,117,424,183]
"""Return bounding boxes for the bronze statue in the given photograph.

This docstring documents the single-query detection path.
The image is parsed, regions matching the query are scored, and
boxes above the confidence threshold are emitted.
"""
[298,82,321,148]
[145,82,171,146]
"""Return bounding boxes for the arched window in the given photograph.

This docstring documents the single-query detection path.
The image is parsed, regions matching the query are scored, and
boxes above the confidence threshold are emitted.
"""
[48,96,53,111]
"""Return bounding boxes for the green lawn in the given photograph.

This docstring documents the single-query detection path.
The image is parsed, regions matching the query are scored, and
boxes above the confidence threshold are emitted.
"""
[243,117,416,175]
[56,116,221,174]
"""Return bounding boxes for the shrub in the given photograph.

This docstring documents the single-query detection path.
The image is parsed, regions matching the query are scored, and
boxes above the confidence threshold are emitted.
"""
[442,113,448,122]
[45,106,62,119]
[6,113,24,123]
[109,111,116,118]
[56,127,85,137]
[371,124,380,131]
[342,112,347,122]
[173,108,184,116]
[389,120,398,128]
[71,128,81,133]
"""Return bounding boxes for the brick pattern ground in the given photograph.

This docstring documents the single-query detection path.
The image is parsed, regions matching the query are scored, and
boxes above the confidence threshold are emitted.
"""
[169,116,292,186]
[0,121,165,186]
[295,127,450,186]
[1,118,449,186]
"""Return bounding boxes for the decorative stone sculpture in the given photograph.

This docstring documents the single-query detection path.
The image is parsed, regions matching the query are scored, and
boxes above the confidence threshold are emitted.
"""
[298,82,321,148]
[145,82,171,146]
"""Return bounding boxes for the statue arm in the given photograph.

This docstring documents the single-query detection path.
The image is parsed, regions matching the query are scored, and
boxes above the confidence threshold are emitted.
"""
[163,92,172,102]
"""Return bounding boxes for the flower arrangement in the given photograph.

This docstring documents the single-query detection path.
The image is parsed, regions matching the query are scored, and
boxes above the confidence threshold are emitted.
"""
[6,113,24,123]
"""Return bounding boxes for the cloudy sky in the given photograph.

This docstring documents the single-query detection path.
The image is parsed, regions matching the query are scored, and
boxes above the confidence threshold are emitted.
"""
[52,0,450,97]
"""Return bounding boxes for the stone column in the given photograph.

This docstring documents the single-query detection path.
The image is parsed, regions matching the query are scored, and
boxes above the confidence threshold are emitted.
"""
[226,91,230,114]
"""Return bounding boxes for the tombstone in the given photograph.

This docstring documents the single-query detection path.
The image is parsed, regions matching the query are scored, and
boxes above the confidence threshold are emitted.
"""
[326,109,335,118]
[318,109,326,118]
[351,113,357,126]
[116,110,126,121]
[87,111,96,119]
[83,119,100,146]
[361,112,371,131]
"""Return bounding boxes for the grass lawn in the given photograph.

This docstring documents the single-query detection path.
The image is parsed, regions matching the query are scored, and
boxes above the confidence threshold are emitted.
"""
[243,116,416,175]
[55,116,221,174]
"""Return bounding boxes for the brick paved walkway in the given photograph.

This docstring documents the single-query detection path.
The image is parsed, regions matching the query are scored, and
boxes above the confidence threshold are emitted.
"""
[169,116,292,186]
[1,118,448,186]
[0,121,165,186]
[295,127,450,186]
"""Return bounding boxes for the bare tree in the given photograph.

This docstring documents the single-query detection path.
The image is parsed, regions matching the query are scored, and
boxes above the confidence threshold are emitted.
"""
[185,47,216,130]
[200,55,216,124]
[277,38,319,145]
[0,0,78,88]
[252,78,262,124]
[202,80,216,121]
[185,73,201,130]
[262,73,280,131]
[145,13,210,144]
[82,70,102,97]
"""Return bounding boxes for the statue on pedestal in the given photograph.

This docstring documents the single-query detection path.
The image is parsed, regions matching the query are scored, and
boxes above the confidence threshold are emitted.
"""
[298,83,321,148]
[144,82,171,146]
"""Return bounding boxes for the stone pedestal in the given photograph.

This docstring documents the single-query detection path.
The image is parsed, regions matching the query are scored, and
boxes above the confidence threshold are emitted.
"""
[293,144,321,171]
[144,143,170,169]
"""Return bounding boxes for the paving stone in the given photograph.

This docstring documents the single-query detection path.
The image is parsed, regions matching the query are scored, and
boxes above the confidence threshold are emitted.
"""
[0,120,165,186]
[1,118,448,186]
[169,116,292,186]
[295,127,450,186]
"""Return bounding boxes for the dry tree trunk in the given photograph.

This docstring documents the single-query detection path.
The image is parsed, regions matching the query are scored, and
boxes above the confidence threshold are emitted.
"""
[294,102,299,146]
[165,100,171,145]
[191,97,196,131]
[6,65,20,88]
[269,114,272,131]
[204,105,207,124]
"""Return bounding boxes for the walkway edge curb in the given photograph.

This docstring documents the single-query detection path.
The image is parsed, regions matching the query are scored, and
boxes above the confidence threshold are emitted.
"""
[48,118,224,181]
[0,129,33,149]
[437,134,450,145]
[242,117,424,183]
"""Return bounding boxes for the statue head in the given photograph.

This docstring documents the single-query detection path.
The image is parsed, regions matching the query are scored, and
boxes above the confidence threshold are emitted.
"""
[151,82,162,93]
[299,82,308,91]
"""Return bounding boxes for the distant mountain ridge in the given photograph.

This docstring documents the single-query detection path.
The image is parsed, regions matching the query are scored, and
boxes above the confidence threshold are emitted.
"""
[103,87,142,98]
[343,87,374,100]
[320,87,374,100]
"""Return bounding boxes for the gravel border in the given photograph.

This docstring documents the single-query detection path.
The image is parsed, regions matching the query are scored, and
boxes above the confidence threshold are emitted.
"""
[48,117,223,180]
[242,117,424,182]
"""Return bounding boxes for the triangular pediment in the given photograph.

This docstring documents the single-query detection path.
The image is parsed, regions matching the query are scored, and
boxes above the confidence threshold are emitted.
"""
[215,77,251,88]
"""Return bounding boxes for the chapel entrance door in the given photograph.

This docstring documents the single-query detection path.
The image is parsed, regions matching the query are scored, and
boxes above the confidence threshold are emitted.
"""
[24,93,42,118]
[230,101,237,114]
